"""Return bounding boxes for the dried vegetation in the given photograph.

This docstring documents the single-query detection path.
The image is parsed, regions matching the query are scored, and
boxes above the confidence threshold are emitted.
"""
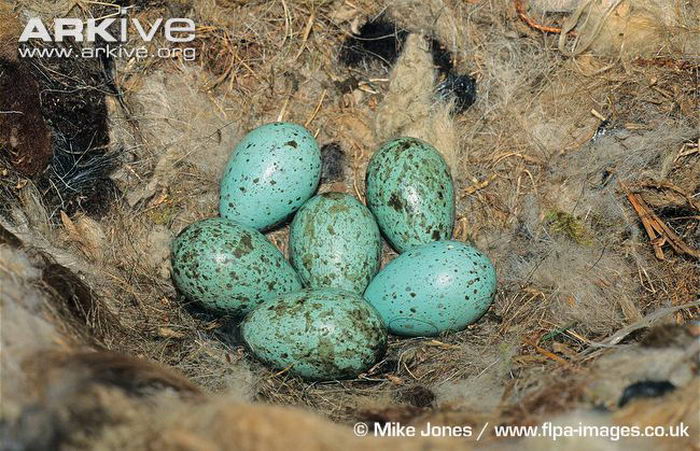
[1,0,698,448]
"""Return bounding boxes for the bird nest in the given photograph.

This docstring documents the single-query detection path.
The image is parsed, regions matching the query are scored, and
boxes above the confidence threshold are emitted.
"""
[1,0,698,448]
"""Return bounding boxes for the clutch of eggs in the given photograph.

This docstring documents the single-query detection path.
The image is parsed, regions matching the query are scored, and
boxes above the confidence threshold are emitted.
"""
[170,123,498,380]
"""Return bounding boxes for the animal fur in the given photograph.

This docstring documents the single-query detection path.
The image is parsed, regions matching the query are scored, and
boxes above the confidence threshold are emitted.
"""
[374,34,460,172]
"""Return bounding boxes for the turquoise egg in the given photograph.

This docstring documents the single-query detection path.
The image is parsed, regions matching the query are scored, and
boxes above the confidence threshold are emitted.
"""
[171,218,301,315]
[366,137,455,252]
[289,192,382,294]
[219,122,321,231]
[241,289,387,380]
[364,240,496,336]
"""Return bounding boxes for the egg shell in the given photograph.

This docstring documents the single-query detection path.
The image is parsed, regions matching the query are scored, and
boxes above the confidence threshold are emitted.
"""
[219,122,321,231]
[364,240,496,336]
[241,289,388,380]
[366,137,455,253]
[289,192,382,294]
[171,218,301,315]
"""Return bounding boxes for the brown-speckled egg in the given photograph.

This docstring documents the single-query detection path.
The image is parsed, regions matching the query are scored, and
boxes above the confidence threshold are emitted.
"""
[171,217,301,316]
[366,137,455,252]
[241,289,387,380]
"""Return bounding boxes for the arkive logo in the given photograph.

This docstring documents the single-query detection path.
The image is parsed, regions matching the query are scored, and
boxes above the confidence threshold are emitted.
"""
[19,17,196,43]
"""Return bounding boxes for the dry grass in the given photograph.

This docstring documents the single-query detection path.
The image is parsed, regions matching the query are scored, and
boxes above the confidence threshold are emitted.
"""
[2,0,698,434]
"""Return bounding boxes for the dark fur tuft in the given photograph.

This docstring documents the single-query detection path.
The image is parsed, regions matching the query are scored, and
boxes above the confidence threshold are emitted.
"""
[320,142,346,183]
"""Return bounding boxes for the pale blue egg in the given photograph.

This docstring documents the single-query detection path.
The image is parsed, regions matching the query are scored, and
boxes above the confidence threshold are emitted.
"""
[364,240,496,336]
[220,122,321,230]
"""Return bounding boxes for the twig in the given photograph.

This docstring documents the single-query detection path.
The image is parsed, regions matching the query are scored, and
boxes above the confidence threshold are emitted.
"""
[624,189,665,260]
[677,143,699,160]
[269,365,294,379]
[403,361,418,380]
[579,301,700,355]
[525,338,574,367]
[536,346,572,367]
[279,0,291,47]
[621,182,700,260]
[425,340,461,350]
[640,195,700,258]
[462,175,497,197]
[353,169,365,204]
[640,180,700,212]
[514,0,577,35]
[277,96,290,122]
[304,89,326,128]
[620,182,700,260]
[292,12,316,62]
[590,108,607,122]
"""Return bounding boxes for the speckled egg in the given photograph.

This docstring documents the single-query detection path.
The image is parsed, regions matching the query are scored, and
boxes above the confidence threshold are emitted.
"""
[241,289,387,380]
[289,192,382,294]
[364,240,496,336]
[171,218,301,315]
[219,122,321,231]
[366,137,455,253]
